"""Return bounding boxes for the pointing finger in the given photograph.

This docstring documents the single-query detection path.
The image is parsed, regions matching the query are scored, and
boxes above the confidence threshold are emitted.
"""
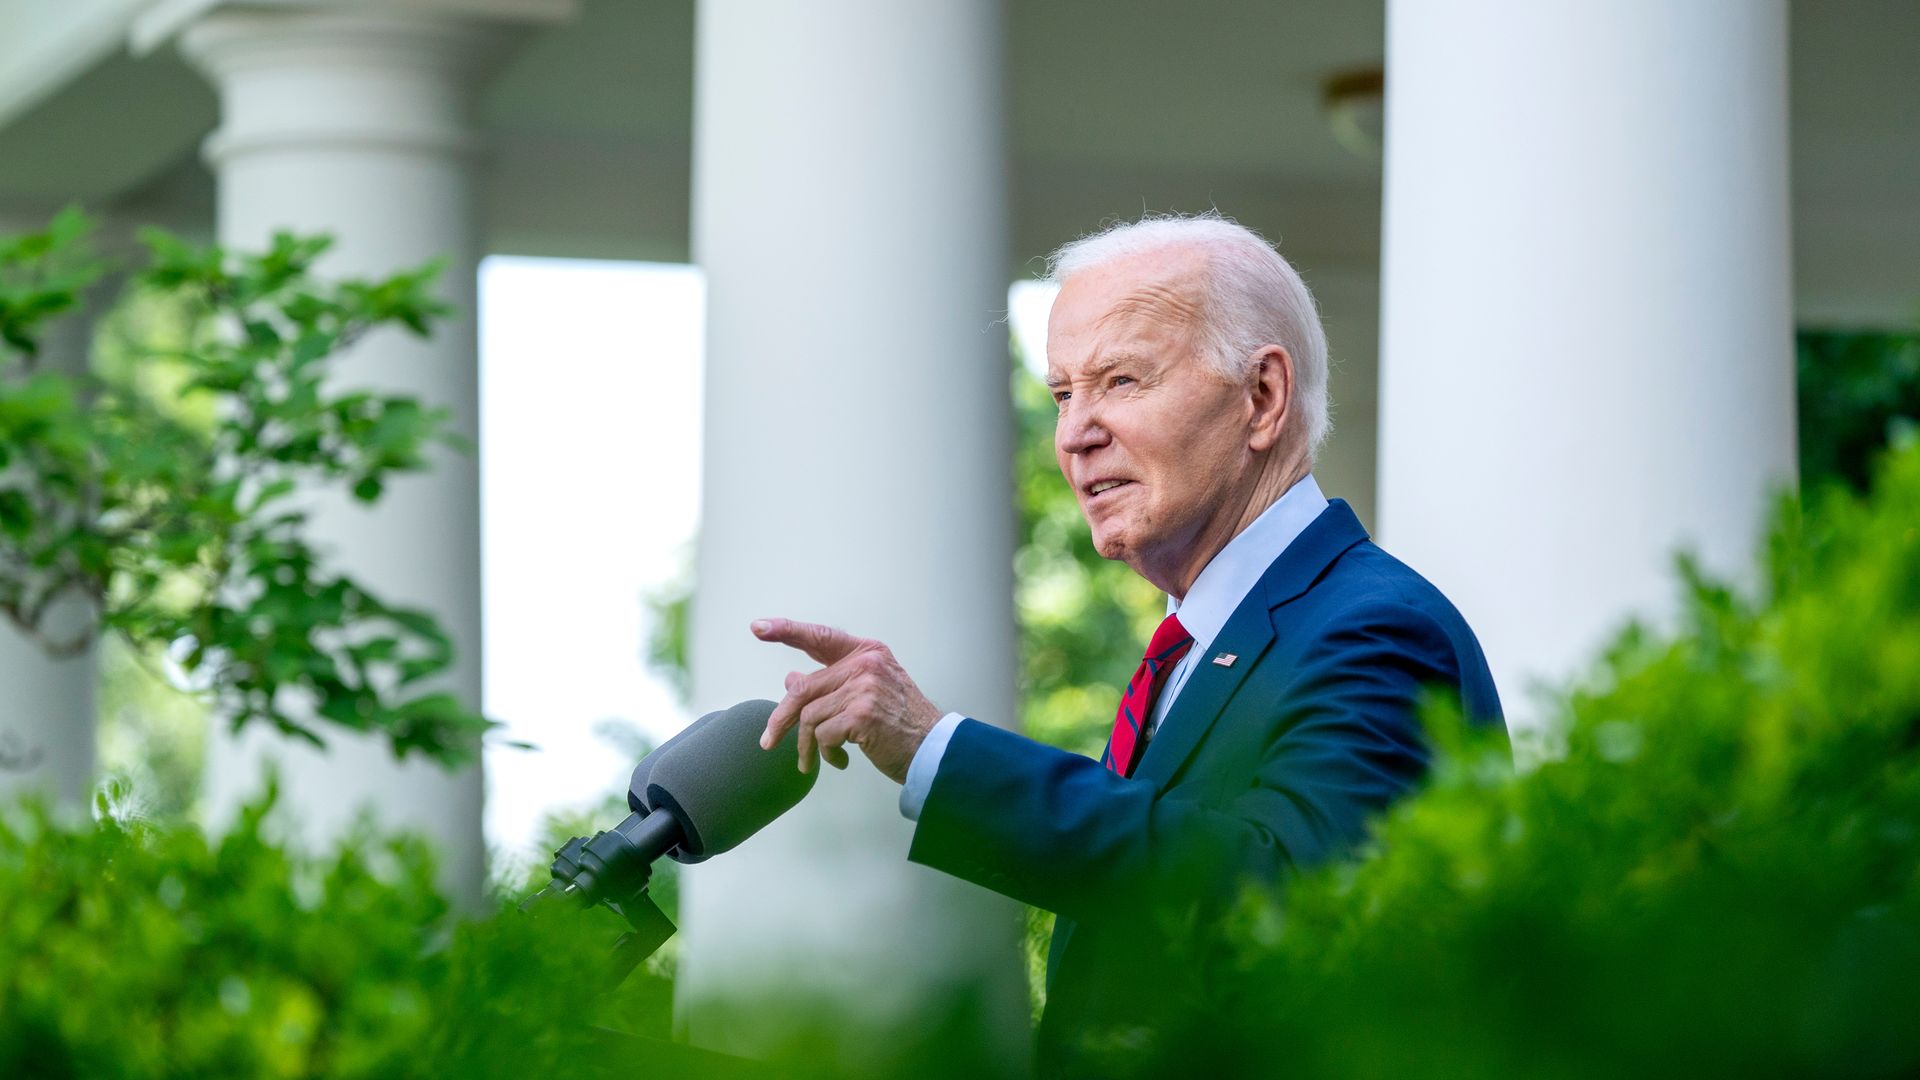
[751,617,865,666]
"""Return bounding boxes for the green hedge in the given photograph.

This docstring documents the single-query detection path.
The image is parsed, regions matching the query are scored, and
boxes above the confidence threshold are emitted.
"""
[0,786,673,1078]
[1115,443,1920,1079]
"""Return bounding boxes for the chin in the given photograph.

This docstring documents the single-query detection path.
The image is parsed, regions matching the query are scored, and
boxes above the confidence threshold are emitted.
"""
[1089,527,1129,562]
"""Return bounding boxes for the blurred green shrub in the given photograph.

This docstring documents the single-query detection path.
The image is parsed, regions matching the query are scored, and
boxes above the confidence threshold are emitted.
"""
[1090,440,1920,1079]
[0,209,488,763]
[0,786,672,1079]
[1798,327,1920,494]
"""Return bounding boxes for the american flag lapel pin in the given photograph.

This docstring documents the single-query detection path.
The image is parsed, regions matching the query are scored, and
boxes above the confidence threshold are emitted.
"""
[1212,652,1237,667]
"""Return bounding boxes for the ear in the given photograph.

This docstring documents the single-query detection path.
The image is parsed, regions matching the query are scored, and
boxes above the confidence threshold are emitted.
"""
[1246,345,1293,453]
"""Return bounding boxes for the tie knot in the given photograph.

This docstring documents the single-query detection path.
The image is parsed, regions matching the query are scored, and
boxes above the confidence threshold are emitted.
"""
[1147,612,1194,662]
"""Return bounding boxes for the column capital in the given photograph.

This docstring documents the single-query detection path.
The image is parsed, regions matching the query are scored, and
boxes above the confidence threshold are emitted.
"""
[170,6,532,168]
[133,0,573,56]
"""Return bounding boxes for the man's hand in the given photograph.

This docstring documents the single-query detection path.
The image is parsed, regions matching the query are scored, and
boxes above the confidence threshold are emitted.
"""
[752,617,943,783]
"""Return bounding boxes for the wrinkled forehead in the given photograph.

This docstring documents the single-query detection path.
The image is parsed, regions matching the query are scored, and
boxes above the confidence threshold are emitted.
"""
[1045,249,1210,377]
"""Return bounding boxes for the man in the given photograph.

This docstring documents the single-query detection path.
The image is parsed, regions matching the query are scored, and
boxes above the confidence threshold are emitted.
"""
[753,213,1503,1060]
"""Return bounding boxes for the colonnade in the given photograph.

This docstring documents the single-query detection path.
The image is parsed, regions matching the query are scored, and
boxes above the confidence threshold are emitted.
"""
[0,0,1794,1066]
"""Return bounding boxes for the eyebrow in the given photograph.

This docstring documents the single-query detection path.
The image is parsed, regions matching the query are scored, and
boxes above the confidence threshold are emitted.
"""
[1047,351,1147,389]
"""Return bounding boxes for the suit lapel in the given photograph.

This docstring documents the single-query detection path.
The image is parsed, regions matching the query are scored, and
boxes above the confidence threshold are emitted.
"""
[1131,500,1370,792]
[1131,602,1272,791]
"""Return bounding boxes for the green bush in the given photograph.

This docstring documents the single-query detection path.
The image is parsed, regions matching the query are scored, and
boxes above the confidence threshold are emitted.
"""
[1093,443,1920,1079]
[0,788,673,1079]
[1797,327,1920,495]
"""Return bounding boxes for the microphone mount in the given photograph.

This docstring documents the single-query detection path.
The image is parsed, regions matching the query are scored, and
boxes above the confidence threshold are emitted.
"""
[516,698,806,989]
[520,808,680,988]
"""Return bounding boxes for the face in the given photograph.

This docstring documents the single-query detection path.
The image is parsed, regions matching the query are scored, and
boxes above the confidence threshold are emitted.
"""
[1046,251,1264,591]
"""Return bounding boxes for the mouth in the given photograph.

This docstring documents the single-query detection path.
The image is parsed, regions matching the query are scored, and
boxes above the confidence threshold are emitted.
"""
[1083,479,1134,502]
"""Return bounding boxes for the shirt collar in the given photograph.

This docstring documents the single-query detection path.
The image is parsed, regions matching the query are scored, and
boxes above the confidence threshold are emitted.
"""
[1166,474,1329,650]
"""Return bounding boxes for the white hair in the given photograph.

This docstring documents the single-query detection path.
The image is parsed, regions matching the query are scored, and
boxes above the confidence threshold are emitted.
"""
[1044,212,1332,455]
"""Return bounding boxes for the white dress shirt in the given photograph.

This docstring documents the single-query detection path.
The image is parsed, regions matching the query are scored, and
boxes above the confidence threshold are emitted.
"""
[900,474,1330,820]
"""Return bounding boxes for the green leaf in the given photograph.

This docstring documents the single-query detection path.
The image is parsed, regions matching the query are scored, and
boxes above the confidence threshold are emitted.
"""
[45,204,94,248]
[0,489,30,536]
[0,220,502,766]
[242,319,280,348]
[290,329,334,367]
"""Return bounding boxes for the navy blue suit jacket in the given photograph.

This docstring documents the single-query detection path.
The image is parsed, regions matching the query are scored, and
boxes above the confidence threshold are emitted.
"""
[907,500,1503,1054]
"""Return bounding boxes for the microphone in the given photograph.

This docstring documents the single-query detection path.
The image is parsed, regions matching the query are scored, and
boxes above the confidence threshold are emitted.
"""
[623,703,720,812]
[529,699,816,910]
[643,698,817,863]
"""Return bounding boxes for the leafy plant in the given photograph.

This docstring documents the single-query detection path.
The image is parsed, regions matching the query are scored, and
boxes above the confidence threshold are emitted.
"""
[1797,327,1920,495]
[1095,441,1920,1079]
[0,787,672,1079]
[0,210,488,763]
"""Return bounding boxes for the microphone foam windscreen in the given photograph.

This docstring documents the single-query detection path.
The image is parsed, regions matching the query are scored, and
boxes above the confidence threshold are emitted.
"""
[627,707,721,812]
[645,698,818,863]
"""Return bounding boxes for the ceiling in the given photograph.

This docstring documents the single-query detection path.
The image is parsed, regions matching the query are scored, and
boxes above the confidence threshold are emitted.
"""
[0,0,1913,324]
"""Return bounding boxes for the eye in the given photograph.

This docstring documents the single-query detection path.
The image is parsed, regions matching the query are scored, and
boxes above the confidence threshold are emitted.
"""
[1110,374,1134,389]
[1051,389,1071,406]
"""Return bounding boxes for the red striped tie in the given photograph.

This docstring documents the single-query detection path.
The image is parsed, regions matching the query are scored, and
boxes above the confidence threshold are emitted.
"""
[1103,613,1195,778]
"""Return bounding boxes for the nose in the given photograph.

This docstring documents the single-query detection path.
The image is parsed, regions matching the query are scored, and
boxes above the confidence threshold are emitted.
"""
[1055,397,1110,458]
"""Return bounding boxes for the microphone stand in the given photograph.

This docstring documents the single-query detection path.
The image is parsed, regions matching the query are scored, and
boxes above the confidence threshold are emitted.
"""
[519,807,679,988]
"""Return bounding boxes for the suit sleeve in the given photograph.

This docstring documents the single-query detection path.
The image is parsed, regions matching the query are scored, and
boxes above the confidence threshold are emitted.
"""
[907,601,1456,924]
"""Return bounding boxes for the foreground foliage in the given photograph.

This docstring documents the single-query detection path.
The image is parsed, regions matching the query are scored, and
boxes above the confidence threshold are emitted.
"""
[1796,326,1920,496]
[0,789,671,1079]
[1110,443,1920,1079]
[0,210,487,762]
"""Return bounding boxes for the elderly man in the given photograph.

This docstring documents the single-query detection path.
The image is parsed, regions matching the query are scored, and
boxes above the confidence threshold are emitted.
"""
[753,214,1503,1057]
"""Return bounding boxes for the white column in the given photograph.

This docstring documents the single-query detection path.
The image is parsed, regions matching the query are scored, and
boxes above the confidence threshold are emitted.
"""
[1376,1,1795,738]
[685,0,1027,1069]
[0,631,93,806]
[0,625,94,808]
[0,259,100,808]
[176,9,502,903]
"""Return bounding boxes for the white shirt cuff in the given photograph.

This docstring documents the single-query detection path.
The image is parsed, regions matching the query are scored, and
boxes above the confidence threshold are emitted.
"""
[898,712,966,822]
